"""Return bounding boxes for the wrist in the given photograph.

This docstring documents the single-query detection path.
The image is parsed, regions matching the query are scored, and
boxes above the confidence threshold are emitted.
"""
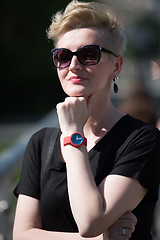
[63,132,87,147]
[61,126,84,136]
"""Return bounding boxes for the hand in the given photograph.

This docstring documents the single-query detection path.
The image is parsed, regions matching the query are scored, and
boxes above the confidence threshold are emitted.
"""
[56,97,89,134]
[106,212,137,240]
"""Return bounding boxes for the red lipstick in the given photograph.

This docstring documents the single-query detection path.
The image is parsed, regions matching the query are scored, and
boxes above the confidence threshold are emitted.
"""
[69,76,87,83]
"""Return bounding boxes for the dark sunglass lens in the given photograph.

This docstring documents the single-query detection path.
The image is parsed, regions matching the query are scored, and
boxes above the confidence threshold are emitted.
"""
[52,49,72,68]
[78,45,100,65]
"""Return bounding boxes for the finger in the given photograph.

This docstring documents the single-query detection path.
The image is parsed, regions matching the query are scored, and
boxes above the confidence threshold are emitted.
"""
[118,219,136,233]
[57,97,84,112]
[64,96,85,103]
[127,211,137,225]
[77,96,85,102]
[108,227,132,240]
[121,228,132,238]
[56,102,64,112]
[120,211,137,225]
[64,96,77,103]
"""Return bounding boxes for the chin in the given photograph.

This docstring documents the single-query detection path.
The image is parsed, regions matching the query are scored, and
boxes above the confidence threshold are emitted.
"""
[64,90,88,98]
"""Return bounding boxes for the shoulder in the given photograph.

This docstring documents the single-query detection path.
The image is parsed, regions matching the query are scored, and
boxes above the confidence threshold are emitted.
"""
[113,117,160,194]
[29,128,47,143]
[121,115,160,142]
[24,128,50,160]
[28,127,60,146]
[117,117,160,159]
[126,116,159,146]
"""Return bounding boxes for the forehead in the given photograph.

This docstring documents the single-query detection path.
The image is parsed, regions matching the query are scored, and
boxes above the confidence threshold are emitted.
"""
[57,28,105,49]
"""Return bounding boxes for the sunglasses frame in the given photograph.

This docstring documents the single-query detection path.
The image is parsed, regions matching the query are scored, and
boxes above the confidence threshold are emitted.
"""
[51,44,118,69]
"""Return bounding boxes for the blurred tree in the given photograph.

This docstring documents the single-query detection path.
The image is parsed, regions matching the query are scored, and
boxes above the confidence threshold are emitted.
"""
[1,0,159,122]
[126,11,160,59]
[1,0,69,122]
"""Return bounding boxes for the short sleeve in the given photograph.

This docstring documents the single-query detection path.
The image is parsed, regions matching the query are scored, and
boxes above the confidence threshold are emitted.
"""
[111,125,160,195]
[14,128,46,199]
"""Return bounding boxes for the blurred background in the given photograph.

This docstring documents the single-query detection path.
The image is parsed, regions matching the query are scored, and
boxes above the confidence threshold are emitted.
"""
[0,0,160,239]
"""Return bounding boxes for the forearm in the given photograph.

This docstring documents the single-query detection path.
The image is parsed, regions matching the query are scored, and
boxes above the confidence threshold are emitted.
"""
[13,195,104,240]
[13,228,104,240]
[62,140,105,237]
[56,97,104,235]
[57,97,139,238]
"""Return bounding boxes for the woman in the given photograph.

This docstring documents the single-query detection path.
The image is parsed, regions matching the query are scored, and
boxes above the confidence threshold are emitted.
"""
[13,1,160,240]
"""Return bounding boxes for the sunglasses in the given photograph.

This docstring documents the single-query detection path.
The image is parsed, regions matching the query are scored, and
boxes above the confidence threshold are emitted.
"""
[51,44,118,69]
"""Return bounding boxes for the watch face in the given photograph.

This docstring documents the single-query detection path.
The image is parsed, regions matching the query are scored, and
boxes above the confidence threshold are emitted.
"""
[71,133,83,146]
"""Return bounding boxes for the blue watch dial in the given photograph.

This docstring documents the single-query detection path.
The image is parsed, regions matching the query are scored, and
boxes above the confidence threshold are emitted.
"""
[71,133,83,145]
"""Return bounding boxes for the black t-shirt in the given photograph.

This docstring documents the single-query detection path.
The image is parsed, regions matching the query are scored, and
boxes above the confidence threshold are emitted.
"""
[14,115,160,240]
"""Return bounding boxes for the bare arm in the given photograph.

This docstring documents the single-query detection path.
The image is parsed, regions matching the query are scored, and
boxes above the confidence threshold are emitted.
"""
[13,194,103,240]
[62,142,146,237]
[57,97,147,238]
[13,195,137,240]
[107,211,137,239]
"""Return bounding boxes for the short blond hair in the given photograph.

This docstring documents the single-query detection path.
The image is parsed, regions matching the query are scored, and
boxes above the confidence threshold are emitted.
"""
[47,0,126,56]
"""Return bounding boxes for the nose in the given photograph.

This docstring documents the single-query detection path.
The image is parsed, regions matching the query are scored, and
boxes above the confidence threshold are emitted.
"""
[69,55,82,71]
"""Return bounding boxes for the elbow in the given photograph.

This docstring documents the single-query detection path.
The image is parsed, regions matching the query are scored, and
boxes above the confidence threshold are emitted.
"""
[78,219,103,238]
[75,198,105,237]
[80,230,99,238]
[76,204,105,237]
[79,228,97,238]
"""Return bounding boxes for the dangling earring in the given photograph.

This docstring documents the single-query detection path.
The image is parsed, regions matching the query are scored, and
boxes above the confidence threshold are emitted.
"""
[113,75,119,93]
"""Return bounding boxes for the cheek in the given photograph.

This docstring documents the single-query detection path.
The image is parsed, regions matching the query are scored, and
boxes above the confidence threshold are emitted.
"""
[92,67,113,90]
[91,65,109,81]
[57,70,70,95]
[57,70,67,85]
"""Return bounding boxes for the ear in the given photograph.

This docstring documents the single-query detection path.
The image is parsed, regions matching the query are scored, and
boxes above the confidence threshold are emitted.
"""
[113,56,123,76]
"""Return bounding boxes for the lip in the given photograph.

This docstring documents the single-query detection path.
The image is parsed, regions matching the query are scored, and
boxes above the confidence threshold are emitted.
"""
[68,76,87,83]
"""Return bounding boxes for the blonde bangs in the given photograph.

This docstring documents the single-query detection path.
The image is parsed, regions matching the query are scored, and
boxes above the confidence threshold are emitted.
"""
[47,0,126,55]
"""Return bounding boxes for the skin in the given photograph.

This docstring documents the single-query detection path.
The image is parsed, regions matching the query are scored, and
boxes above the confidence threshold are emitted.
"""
[57,28,147,236]
[56,28,124,150]
[13,28,145,240]
[56,28,115,100]
[13,195,137,240]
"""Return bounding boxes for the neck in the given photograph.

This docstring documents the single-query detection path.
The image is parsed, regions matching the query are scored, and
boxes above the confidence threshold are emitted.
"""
[84,95,124,139]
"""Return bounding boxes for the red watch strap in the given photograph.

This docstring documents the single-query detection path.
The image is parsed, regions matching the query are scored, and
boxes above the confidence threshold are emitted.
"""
[63,133,87,146]
[63,136,71,145]
[83,136,87,146]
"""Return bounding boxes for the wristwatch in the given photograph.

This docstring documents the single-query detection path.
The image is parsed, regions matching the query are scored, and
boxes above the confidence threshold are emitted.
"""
[63,132,87,147]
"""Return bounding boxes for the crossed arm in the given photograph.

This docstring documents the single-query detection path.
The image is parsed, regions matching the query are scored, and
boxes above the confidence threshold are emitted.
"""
[13,97,147,240]
[62,143,147,237]
[13,195,103,240]
[57,96,147,237]
[13,193,137,240]
[13,143,141,240]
